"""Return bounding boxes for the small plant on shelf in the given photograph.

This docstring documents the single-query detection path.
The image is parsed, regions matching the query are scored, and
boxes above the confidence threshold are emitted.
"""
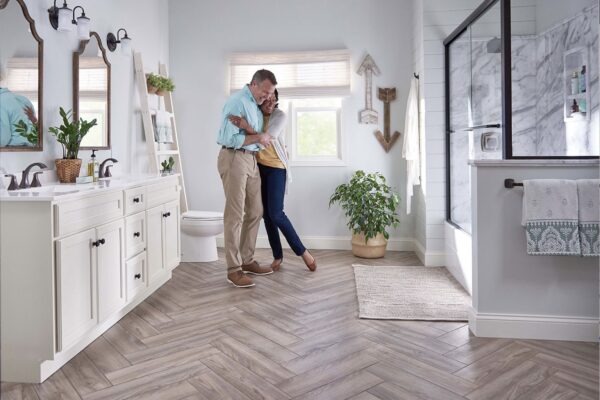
[146,73,162,94]
[156,76,175,96]
[161,156,175,174]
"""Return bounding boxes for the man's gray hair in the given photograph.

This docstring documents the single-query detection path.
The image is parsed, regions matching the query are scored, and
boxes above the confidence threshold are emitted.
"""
[251,69,277,86]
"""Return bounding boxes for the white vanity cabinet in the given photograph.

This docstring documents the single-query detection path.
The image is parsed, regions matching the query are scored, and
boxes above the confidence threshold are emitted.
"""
[0,175,181,383]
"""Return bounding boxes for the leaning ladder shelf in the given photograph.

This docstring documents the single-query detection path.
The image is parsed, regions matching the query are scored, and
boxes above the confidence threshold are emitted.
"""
[133,51,188,213]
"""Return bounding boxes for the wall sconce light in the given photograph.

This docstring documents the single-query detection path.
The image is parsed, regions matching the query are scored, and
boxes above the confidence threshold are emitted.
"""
[48,1,91,40]
[72,6,90,40]
[48,0,72,31]
[107,28,132,54]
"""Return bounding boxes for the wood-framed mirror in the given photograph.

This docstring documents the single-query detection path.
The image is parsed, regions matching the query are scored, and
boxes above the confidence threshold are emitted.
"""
[74,31,111,150]
[0,0,44,151]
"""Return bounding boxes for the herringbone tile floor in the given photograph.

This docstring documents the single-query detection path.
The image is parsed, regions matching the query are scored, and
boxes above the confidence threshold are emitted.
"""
[2,249,598,399]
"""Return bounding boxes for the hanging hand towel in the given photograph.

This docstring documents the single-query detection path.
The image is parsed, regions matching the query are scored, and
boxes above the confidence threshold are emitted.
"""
[577,179,599,256]
[521,179,580,255]
[402,76,420,214]
[153,110,173,143]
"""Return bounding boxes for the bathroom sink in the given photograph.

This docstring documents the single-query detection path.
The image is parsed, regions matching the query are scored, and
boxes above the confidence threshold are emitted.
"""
[18,184,97,196]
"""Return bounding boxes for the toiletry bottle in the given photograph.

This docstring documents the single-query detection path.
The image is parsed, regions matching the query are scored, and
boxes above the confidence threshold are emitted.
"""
[579,99,587,113]
[571,71,579,95]
[571,99,579,114]
[88,149,99,182]
[579,65,586,93]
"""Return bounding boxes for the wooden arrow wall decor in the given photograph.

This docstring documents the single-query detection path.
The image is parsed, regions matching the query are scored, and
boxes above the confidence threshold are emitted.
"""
[374,87,401,152]
[357,54,380,124]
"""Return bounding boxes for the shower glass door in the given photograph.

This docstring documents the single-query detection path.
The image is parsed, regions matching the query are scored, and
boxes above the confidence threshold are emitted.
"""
[447,0,502,233]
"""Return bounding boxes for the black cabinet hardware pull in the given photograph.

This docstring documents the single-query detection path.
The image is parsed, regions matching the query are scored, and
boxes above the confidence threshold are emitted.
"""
[99,238,105,245]
[163,212,171,218]
[133,197,140,203]
[92,240,100,247]
[134,232,141,237]
[134,273,141,279]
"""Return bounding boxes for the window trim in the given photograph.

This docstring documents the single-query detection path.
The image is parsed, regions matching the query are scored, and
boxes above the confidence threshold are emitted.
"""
[285,100,346,167]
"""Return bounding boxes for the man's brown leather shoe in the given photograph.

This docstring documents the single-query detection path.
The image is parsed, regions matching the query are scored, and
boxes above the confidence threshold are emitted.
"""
[241,261,273,275]
[227,271,255,287]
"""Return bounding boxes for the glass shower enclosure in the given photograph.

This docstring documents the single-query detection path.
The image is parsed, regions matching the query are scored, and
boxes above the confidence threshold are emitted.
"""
[446,1,503,233]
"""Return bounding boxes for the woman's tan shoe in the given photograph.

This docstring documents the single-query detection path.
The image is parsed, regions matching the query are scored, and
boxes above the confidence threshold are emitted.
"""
[302,251,317,271]
[271,258,283,271]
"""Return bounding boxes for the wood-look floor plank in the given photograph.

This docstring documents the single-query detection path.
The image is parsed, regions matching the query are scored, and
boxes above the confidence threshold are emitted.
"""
[132,300,173,327]
[118,312,161,340]
[105,344,219,385]
[219,323,299,364]
[277,350,378,398]
[435,325,473,347]
[61,352,112,396]
[187,370,252,400]
[82,361,207,400]
[294,370,383,400]
[532,352,599,382]
[210,336,295,385]
[367,361,466,400]
[228,308,302,347]
[347,391,382,400]
[84,336,132,375]
[465,360,554,400]
[367,382,423,400]
[202,353,291,400]
[444,337,512,365]
[1,383,40,400]
[550,371,600,400]
[513,381,579,400]
[103,323,147,355]
[34,370,81,400]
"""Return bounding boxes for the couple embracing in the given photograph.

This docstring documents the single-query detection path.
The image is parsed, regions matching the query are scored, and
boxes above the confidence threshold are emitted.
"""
[216,69,316,288]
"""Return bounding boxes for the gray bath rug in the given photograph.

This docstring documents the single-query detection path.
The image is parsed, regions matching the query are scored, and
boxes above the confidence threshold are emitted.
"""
[352,265,471,321]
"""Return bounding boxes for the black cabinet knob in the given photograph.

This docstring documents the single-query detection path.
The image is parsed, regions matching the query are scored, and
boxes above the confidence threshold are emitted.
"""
[92,240,100,247]
[163,212,171,218]
[133,197,140,203]
[134,273,141,279]
[99,238,106,245]
[134,232,141,238]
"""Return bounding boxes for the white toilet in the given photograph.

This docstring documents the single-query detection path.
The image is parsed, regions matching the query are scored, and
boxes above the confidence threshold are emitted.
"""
[180,211,224,262]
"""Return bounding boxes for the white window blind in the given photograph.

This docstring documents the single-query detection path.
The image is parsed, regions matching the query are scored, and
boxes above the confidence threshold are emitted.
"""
[79,57,107,100]
[6,58,38,96]
[229,49,351,98]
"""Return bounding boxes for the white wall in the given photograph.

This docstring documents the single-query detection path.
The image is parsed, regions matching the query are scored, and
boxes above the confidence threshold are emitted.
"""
[0,0,169,180]
[169,0,415,244]
[471,162,599,341]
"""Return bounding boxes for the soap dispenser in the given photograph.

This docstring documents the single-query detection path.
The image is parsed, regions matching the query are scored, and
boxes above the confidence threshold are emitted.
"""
[87,150,99,182]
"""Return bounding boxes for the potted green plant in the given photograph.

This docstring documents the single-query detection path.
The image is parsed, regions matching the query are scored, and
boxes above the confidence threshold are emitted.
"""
[156,75,175,96]
[161,156,175,174]
[49,107,97,183]
[329,170,400,258]
[146,73,161,94]
[14,120,39,146]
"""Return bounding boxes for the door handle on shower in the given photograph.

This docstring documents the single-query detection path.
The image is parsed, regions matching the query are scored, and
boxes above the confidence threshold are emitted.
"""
[462,123,501,131]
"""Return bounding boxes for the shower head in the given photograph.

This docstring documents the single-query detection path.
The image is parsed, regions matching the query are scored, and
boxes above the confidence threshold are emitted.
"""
[486,37,501,53]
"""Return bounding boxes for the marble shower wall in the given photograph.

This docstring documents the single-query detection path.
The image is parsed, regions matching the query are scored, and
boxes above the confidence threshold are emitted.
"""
[514,5,599,156]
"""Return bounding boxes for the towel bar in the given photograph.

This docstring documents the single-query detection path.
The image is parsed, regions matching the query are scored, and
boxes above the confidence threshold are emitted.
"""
[504,178,523,188]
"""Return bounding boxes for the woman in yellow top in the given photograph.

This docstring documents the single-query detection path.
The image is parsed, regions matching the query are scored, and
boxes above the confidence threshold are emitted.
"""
[229,90,316,271]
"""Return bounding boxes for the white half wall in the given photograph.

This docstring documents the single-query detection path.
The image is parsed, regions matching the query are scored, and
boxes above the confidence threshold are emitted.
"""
[168,0,415,242]
[471,162,599,341]
[0,0,170,180]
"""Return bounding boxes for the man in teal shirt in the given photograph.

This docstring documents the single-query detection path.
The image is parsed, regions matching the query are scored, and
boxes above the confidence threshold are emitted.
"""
[217,69,276,288]
[0,87,37,147]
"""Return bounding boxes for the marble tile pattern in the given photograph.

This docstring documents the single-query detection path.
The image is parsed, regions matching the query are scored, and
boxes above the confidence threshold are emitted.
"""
[448,6,598,229]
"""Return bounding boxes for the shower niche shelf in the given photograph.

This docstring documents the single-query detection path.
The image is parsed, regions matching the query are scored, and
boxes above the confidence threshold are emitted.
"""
[563,47,590,122]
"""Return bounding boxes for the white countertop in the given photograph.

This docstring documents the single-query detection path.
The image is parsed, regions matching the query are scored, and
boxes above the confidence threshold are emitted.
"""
[0,174,179,202]
[469,159,599,167]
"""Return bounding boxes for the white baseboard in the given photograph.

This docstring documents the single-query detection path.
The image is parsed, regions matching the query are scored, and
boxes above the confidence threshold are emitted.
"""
[216,235,415,252]
[413,239,446,266]
[469,308,599,342]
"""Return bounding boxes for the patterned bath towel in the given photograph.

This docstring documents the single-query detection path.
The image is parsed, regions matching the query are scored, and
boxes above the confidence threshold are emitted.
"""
[577,179,600,256]
[522,179,580,255]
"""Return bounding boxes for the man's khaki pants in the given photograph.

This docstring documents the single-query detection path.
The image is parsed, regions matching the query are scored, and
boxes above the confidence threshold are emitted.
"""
[217,148,263,273]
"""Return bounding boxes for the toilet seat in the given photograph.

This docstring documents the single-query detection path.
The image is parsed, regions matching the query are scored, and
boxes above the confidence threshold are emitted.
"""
[182,211,223,221]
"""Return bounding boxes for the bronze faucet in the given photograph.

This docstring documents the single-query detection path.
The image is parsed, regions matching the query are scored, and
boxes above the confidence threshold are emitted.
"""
[99,158,118,178]
[19,162,48,189]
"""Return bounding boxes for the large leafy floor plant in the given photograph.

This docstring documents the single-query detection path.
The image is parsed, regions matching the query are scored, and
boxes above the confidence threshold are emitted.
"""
[329,170,400,243]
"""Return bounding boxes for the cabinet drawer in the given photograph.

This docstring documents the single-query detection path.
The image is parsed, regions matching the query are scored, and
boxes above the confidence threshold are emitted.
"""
[54,191,123,237]
[126,251,147,300]
[124,187,146,216]
[146,178,180,209]
[125,212,146,259]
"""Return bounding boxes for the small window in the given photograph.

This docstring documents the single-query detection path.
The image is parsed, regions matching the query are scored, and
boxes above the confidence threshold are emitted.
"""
[279,98,344,166]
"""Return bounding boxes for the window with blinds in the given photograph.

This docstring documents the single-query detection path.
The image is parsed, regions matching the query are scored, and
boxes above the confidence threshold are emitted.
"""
[5,58,38,99]
[229,50,351,98]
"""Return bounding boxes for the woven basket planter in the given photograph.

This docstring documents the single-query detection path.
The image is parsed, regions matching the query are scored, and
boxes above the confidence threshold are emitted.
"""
[351,232,388,259]
[55,159,82,183]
